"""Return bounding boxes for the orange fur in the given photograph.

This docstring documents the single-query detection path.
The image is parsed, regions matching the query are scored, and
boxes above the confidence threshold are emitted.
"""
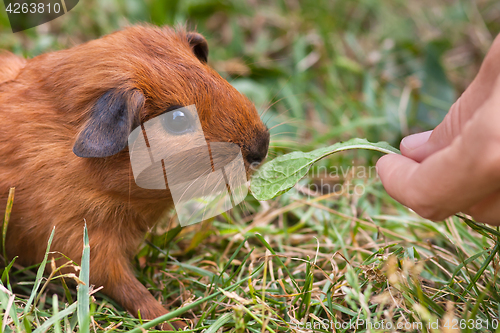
[0,25,269,329]
[0,51,26,84]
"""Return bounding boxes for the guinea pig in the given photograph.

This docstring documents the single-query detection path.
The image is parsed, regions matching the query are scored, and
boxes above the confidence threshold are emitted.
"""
[0,25,269,329]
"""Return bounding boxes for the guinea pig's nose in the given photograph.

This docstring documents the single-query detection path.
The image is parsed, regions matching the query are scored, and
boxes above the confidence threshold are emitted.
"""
[245,132,270,167]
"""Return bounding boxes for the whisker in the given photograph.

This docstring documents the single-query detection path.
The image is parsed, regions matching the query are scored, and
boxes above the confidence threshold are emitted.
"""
[240,200,252,216]
[270,131,296,137]
[265,89,309,125]
[259,74,293,119]
[176,167,213,205]
[260,96,287,119]
[268,119,300,131]
[265,106,296,127]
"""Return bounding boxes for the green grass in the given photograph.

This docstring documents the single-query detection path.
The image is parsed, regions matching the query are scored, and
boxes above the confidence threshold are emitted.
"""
[1,0,500,332]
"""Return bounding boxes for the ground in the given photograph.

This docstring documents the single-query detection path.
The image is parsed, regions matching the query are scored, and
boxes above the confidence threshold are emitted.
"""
[1,0,500,332]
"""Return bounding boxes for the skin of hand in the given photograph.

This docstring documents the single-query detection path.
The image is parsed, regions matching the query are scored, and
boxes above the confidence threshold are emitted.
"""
[376,33,500,225]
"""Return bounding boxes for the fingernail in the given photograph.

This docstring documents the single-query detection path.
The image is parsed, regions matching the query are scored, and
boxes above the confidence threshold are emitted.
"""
[401,130,433,150]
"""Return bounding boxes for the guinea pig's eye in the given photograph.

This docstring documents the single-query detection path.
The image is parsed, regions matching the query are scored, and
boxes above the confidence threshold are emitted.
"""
[161,108,194,135]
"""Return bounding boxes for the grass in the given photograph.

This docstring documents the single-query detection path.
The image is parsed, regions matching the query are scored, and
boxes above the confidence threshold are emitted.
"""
[1,0,500,332]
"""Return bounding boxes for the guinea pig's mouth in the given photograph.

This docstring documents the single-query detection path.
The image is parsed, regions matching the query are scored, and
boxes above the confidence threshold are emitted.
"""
[241,156,266,179]
[240,132,271,175]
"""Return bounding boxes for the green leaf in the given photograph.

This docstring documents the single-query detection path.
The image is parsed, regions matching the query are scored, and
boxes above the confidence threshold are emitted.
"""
[24,227,55,315]
[77,225,90,333]
[250,138,400,201]
[0,283,21,333]
[204,312,233,333]
[255,233,300,293]
[128,262,265,332]
[52,294,62,333]
[176,262,216,279]
[33,302,77,333]
[2,187,15,266]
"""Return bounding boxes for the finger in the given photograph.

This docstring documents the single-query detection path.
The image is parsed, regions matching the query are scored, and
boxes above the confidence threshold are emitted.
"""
[377,85,500,220]
[463,190,500,226]
[402,33,500,162]
[377,148,498,221]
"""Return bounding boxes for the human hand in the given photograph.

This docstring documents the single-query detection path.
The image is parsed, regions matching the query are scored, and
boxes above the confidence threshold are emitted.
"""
[376,34,500,225]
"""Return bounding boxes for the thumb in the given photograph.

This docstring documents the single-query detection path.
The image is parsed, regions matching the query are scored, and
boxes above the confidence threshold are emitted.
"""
[402,33,500,162]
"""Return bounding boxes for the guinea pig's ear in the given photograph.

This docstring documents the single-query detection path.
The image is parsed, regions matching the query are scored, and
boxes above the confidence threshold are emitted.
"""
[187,32,209,63]
[73,89,144,158]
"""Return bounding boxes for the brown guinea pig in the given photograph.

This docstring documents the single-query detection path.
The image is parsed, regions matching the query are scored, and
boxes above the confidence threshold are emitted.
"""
[0,25,269,329]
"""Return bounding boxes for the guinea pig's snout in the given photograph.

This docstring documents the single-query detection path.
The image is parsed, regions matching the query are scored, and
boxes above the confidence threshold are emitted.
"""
[244,131,270,168]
